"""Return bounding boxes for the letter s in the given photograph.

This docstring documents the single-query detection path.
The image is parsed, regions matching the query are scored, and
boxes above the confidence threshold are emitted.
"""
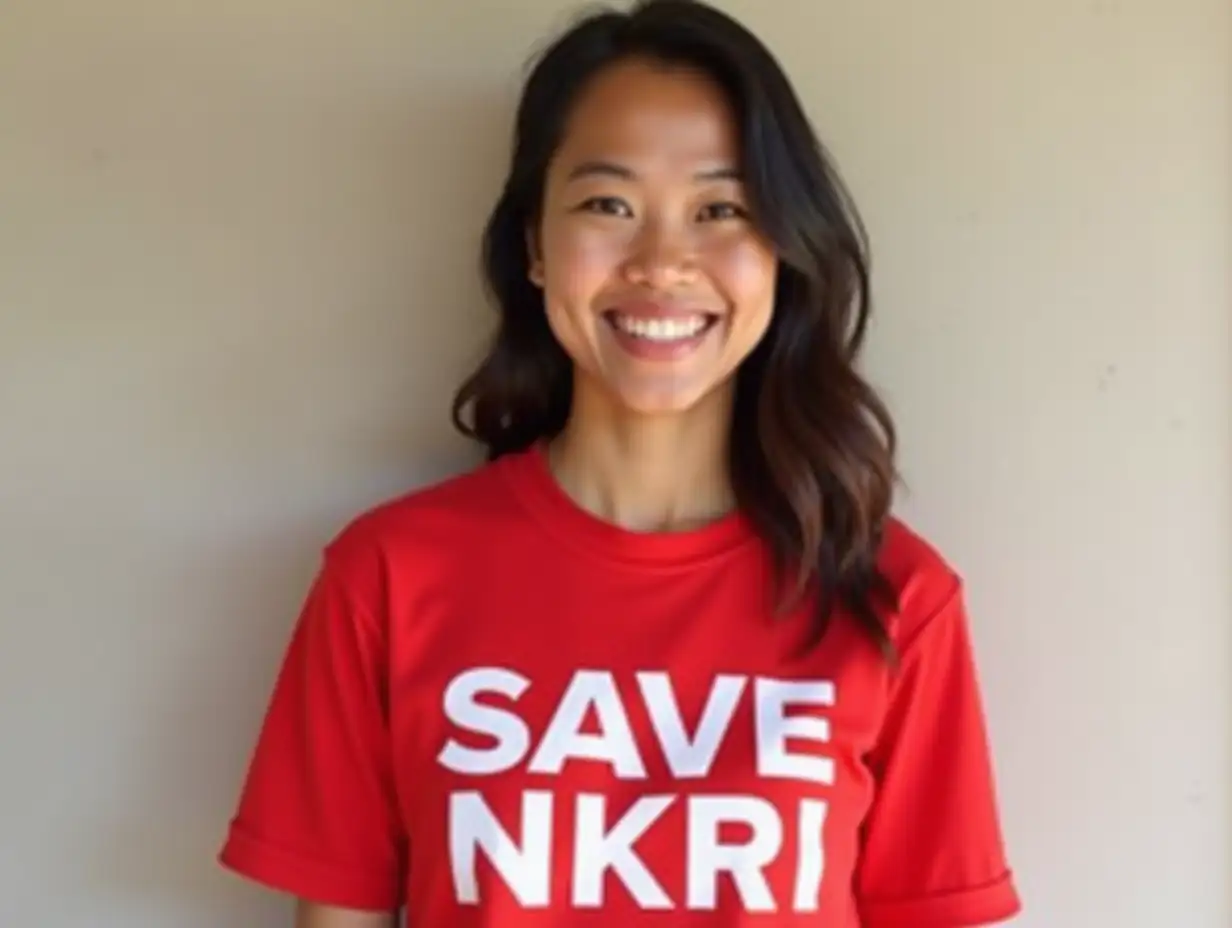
[438,667,531,775]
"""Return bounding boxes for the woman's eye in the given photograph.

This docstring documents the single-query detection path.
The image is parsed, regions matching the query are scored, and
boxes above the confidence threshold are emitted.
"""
[699,201,748,221]
[579,196,633,217]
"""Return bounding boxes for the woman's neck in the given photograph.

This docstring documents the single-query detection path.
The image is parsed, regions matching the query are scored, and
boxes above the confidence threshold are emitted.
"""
[547,383,735,533]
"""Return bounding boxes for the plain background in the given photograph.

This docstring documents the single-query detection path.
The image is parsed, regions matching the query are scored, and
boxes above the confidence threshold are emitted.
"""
[1,1,1229,925]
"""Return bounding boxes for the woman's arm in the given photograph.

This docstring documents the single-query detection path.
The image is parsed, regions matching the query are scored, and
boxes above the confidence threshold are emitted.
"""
[295,901,398,928]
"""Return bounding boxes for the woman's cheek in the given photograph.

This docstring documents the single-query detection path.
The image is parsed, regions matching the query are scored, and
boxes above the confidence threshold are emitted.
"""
[707,235,778,303]
[545,225,628,288]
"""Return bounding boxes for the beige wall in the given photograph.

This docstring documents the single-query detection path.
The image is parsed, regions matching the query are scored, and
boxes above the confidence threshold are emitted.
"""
[1,2,1229,925]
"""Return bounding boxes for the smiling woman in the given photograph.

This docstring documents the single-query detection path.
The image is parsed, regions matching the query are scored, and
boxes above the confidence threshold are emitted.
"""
[218,2,1022,926]
[529,58,777,417]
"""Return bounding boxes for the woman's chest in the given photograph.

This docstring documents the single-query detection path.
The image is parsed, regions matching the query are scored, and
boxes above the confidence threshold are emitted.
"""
[381,564,890,916]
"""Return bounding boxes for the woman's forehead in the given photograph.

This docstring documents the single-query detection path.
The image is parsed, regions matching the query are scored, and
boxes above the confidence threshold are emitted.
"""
[553,59,741,173]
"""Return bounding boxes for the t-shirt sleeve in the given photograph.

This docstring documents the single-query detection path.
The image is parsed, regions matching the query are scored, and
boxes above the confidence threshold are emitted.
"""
[218,551,406,911]
[855,574,1021,928]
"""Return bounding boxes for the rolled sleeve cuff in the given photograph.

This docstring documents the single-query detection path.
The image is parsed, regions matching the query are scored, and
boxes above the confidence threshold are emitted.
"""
[218,823,400,913]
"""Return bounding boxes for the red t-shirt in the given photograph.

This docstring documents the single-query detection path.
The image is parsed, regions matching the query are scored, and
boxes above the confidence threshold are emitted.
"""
[219,445,1021,926]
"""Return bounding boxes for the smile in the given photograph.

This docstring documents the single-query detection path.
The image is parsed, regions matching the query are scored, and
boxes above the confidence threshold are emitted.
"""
[606,312,718,343]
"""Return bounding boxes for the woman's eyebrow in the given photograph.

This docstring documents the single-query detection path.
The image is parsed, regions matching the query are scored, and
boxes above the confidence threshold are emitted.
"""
[564,161,742,182]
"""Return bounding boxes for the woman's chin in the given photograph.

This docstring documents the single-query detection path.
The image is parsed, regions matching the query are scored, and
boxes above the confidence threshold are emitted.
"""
[600,378,731,420]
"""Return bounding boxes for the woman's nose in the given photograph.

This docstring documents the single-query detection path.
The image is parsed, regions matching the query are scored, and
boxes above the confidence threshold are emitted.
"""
[621,224,699,289]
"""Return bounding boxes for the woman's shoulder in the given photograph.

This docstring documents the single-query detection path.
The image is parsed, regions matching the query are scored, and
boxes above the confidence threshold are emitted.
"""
[315,451,525,589]
[876,515,970,648]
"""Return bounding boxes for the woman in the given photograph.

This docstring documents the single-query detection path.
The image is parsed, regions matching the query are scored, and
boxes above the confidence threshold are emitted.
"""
[219,2,1022,926]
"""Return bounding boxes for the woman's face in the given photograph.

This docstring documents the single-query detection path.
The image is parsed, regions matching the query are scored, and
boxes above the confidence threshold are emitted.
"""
[532,58,778,418]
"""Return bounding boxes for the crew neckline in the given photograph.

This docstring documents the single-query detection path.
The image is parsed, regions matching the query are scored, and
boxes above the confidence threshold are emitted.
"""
[498,442,757,569]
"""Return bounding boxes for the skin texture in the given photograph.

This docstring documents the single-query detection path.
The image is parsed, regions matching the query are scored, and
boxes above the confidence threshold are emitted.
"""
[294,58,779,925]
[535,58,779,534]
[533,57,777,419]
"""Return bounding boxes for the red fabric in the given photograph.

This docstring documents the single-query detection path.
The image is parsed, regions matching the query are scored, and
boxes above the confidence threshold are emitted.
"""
[219,445,1021,926]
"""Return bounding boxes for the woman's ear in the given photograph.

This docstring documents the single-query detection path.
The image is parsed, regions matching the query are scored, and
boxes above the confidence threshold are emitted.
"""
[526,227,544,287]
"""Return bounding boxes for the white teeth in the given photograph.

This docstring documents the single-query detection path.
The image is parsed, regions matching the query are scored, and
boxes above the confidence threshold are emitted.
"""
[612,314,709,341]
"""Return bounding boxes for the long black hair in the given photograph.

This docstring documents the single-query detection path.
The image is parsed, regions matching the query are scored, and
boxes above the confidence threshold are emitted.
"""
[452,0,899,658]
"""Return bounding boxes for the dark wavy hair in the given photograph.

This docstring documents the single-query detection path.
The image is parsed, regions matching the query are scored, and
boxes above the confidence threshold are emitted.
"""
[452,0,899,658]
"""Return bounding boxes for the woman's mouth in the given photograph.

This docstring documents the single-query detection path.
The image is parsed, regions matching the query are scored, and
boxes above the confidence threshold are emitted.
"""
[605,311,719,343]
[602,309,721,361]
